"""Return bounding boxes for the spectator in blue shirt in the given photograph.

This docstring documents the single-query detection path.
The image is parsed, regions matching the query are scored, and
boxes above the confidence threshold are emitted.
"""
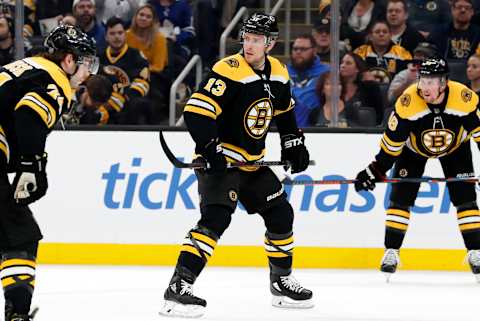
[73,0,106,52]
[287,34,330,127]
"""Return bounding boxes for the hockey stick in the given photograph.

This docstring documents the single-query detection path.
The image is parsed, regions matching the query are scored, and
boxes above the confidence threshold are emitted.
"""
[159,131,315,169]
[282,176,480,186]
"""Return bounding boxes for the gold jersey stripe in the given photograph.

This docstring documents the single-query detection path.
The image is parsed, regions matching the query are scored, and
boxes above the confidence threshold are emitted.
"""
[184,105,217,119]
[190,93,222,115]
[190,232,217,248]
[265,236,294,246]
[386,221,408,231]
[386,208,410,218]
[380,141,402,156]
[382,134,404,147]
[180,244,212,258]
[1,277,15,288]
[15,92,57,128]
[457,210,480,219]
[459,222,480,231]
[1,259,36,269]
[265,251,290,258]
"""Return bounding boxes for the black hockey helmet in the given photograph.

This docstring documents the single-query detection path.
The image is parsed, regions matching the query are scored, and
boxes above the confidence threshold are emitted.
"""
[44,24,96,58]
[419,57,449,77]
[241,12,279,40]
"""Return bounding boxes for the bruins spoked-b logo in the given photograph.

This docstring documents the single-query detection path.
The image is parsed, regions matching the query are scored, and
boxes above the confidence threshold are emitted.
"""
[244,98,273,139]
[421,129,454,154]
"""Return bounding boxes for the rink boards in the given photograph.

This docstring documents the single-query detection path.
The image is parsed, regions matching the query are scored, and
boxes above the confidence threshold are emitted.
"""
[31,131,480,270]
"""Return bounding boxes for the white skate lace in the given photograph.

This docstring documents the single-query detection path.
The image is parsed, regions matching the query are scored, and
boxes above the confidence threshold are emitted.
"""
[382,249,400,266]
[280,275,305,293]
[179,279,195,296]
[467,250,480,267]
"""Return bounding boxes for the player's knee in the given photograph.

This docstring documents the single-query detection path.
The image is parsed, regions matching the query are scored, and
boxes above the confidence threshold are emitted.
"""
[261,201,294,234]
[388,201,410,211]
[198,205,233,237]
[456,201,478,212]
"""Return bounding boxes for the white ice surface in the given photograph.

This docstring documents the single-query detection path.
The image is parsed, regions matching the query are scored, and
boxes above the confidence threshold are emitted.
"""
[10,265,479,321]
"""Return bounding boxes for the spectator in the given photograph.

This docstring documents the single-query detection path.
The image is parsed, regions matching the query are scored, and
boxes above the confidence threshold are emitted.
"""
[0,16,14,66]
[407,0,451,37]
[428,0,480,60]
[73,0,107,52]
[194,0,223,68]
[99,17,155,124]
[388,42,438,102]
[66,74,113,125]
[312,71,347,127]
[288,34,330,127]
[467,53,480,93]
[340,52,383,125]
[0,1,36,38]
[96,0,140,25]
[149,0,196,67]
[312,17,347,63]
[341,0,386,50]
[354,20,412,83]
[386,0,425,54]
[127,4,169,122]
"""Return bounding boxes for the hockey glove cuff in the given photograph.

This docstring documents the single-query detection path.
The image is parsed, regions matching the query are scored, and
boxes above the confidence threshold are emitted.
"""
[199,138,227,174]
[12,153,48,205]
[280,130,310,174]
[354,161,385,192]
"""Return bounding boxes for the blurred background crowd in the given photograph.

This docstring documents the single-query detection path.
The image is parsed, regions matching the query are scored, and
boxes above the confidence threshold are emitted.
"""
[3,0,479,128]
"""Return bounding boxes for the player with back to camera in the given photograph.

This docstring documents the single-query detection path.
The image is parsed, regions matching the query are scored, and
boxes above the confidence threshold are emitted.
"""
[0,24,97,321]
[354,57,480,281]
[159,12,313,318]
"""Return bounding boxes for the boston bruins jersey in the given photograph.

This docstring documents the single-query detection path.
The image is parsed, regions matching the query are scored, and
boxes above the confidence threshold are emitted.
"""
[99,44,150,98]
[376,81,480,170]
[0,56,72,164]
[184,53,294,164]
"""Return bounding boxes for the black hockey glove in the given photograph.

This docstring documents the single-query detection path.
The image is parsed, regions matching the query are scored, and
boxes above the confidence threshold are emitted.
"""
[280,130,310,174]
[199,138,227,174]
[354,161,385,192]
[12,153,48,205]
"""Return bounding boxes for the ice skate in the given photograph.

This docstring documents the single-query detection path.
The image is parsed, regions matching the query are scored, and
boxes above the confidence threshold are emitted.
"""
[466,250,480,283]
[159,267,206,318]
[380,249,400,282]
[5,302,38,321]
[270,272,314,309]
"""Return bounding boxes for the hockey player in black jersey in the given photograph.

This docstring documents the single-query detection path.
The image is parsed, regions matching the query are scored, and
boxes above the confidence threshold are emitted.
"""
[354,58,480,281]
[0,25,96,321]
[159,13,313,318]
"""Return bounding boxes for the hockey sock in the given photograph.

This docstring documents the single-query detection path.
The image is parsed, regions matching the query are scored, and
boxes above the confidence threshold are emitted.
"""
[456,204,480,249]
[1,252,36,316]
[177,225,219,277]
[265,231,293,271]
[385,207,410,249]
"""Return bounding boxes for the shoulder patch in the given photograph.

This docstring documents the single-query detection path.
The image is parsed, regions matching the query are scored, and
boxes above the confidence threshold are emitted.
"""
[461,88,472,103]
[224,58,239,68]
[400,93,411,107]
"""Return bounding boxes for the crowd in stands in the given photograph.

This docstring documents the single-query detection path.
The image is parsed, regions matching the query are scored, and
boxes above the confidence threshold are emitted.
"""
[2,0,479,128]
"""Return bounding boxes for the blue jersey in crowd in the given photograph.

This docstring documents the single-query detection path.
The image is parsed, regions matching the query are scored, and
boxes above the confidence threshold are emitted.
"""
[149,0,195,46]
[287,57,330,127]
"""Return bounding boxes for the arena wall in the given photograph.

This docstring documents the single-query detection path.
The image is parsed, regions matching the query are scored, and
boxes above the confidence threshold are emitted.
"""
[32,131,480,270]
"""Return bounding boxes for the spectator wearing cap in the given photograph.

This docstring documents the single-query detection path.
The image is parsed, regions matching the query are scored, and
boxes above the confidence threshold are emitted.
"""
[387,42,437,102]
[73,0,106,52]
[407,0,451,38]
[467,53,480,94]
[386,0,425,54]
[312,17,347,63]
[288,34,330,127]
[354,20,412,83]
[428,0,480,60]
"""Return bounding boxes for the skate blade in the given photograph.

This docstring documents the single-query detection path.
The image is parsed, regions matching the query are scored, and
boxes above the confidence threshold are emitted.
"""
[159,300,205,318]
[271,295,314,309]
[474,274,480,283]
[382,272,393,283]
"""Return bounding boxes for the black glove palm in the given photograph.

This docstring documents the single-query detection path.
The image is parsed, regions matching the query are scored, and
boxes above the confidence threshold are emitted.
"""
[354,162,385,192]
[12,154,48,205]
[281,130,310,174]
[200,138,227,174]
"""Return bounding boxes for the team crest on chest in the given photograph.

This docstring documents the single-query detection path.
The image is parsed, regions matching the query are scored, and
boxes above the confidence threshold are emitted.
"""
[244,98,273,139]
[421,129,455,155]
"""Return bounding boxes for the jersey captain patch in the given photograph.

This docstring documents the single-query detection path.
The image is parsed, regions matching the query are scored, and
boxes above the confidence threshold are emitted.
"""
[244,98,273,139]
[421,129,455,154]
